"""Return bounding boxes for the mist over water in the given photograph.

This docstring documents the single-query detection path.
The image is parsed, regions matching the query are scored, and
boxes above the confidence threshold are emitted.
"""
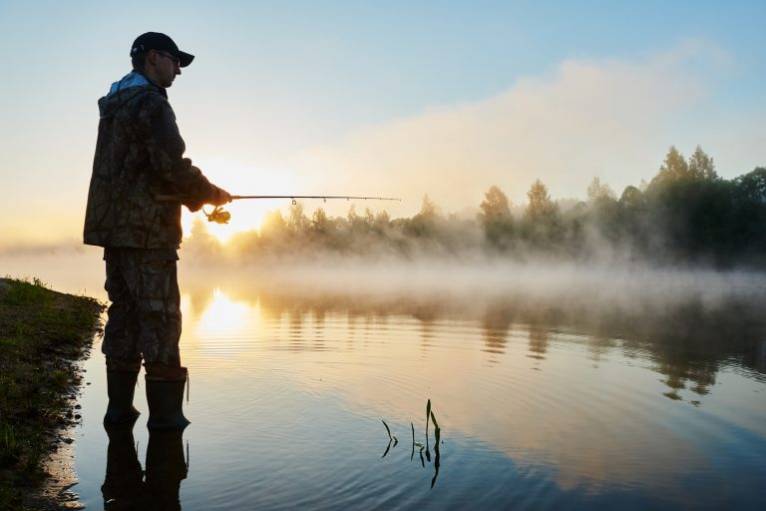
[4,248,766,341]
[191,257,766,308]
[5,248,765,315]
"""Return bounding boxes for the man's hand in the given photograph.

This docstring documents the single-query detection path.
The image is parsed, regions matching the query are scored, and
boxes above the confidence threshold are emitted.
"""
[210,186,232,206]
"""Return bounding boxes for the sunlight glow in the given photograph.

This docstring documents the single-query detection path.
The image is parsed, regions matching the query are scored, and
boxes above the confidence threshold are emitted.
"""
[182,158,297,243]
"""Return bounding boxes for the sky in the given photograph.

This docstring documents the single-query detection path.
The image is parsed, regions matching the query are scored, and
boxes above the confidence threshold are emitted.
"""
[0,0,764,246]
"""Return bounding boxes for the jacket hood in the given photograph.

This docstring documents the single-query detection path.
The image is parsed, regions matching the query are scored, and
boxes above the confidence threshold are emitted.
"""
[98,71,164,119]
[108,71,150,96]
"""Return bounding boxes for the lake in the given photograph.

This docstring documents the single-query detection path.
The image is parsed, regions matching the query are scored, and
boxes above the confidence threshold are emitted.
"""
[4,250,766,510]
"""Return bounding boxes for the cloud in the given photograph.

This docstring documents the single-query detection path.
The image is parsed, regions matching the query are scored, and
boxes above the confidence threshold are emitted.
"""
[294,41,726,213]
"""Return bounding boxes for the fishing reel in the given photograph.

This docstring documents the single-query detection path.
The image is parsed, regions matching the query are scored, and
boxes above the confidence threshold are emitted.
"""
[203,205,231,224]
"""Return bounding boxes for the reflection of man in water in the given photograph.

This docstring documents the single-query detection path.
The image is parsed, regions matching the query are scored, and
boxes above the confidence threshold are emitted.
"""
[102,428,188,510]
[84,32,231,428]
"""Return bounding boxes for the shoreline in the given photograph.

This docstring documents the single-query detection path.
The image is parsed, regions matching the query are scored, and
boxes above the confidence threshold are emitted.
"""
[0,277,103,511]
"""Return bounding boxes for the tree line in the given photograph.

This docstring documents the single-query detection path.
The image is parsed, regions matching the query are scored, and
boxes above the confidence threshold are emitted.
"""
[189,146,766,266]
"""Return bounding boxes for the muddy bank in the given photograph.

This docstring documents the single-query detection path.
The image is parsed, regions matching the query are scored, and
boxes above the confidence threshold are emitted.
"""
[0,277,103,510]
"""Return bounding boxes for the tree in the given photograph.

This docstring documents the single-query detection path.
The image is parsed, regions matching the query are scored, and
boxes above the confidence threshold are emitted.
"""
[347,204,358,224]
[587,177,616,203]
[619,185,644,208]
[347,205,369,234]
[480,186,512,221]
[615,185,647,249]
[419,194,438,220]
[584,178,620,244]
[311,207,331,234]
[373,210,391,232]
[525,180,557,220]
[734,167,766,203]
[688,146,717,180]
[661,146,689,178]
[650,146,689,190]
[364,208,375,226]
[523,180,561,247]
[478,186,514,249]
[407,195,440,238]
[178,146,764,266]
[261,210,286,236]
[732,167,766,261]
[288,201,309,234]
[375,210,390,223]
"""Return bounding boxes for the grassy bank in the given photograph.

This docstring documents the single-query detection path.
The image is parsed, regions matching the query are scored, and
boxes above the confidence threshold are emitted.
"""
[0,277,103,510]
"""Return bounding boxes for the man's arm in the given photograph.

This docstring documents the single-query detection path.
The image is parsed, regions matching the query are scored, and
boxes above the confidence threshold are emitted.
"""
[143,94,230,211]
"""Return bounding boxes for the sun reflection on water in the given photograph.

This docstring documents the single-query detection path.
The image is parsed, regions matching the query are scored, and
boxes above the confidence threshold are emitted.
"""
[190,288,259,350]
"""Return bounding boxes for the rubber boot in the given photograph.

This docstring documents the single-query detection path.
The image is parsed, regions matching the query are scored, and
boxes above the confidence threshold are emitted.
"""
[103,370,141,426]
[146,367,190,431]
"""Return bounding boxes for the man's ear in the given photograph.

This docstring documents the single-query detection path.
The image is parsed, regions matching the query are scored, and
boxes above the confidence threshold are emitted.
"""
[145,49,159,68]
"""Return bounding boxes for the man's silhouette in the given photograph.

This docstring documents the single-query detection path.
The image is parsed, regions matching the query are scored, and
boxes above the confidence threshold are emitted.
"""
[84,32,230,429]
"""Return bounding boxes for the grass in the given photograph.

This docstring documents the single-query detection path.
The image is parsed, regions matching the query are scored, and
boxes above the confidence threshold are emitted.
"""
[0,277,103,510]
[381,399,442,488]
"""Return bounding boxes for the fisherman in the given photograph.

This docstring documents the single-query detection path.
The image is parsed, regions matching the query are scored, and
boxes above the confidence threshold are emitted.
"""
[84,32,231,430]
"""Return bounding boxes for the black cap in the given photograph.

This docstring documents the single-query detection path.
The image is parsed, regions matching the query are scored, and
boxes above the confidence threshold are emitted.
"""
[130,32,194,67]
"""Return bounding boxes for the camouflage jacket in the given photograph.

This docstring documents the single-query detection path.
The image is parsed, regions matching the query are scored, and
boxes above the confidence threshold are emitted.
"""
[84,71,219,249]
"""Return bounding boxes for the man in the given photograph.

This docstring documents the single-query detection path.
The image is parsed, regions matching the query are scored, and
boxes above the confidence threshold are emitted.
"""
[84,32,230,430]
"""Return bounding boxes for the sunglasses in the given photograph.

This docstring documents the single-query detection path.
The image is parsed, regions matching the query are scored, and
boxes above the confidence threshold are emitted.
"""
[155,50,180,66]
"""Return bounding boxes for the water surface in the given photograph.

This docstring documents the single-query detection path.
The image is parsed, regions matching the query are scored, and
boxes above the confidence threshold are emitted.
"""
[4,252,766,510]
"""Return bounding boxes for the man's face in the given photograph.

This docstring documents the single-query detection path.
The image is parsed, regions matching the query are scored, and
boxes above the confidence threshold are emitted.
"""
[150,50,181,87]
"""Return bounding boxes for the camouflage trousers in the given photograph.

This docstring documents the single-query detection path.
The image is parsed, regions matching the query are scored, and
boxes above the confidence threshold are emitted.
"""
[102,247,182,367]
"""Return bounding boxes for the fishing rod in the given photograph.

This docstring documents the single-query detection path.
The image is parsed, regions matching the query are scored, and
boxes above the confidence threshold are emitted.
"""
[155,194,402,224]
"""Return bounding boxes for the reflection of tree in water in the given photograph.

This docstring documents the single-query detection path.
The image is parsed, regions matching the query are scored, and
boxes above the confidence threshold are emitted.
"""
[313,308,325,349]
[527,323,549,361]
[606,299,764,401]
[746,340,766,375]
[288,309,303,337]
[348,312,362,347]
[481,305,513,360]
[650,333,724,399]
[656,352,718,400]
[258,293,285,323]
[185,279,766,401]
[587,335,617,366]
[413,303,439,352]
[418,319,436,352]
